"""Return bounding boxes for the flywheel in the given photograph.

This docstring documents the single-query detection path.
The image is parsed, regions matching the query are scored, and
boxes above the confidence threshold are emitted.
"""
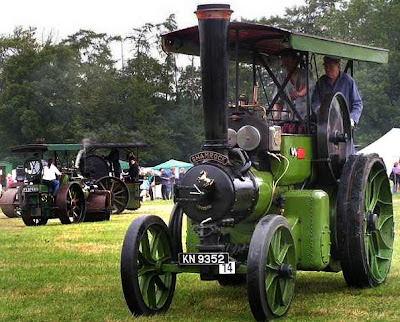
[316,92,352,184]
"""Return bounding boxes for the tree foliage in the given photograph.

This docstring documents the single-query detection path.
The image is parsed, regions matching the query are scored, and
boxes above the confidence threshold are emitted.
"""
[0,2,399,166]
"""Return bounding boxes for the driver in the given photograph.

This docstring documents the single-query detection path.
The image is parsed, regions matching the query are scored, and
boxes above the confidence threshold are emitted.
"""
[42,159,61,196]
[311,56,363,129]
[273,49,311,121]
[74,138,91,170]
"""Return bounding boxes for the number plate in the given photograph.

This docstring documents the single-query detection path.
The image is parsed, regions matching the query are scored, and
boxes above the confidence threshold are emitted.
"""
[178,253,229,265]
[219,262,236,274]
[22,186,39,193]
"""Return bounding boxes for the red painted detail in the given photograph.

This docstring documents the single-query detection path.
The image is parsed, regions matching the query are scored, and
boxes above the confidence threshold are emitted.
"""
[297,148,306,159]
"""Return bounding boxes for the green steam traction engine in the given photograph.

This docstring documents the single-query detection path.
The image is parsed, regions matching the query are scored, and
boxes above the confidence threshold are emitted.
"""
[120,4,394,320]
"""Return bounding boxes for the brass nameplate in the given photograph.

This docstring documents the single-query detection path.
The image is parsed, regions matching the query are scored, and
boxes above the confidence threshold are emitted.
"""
[190,151,228,165]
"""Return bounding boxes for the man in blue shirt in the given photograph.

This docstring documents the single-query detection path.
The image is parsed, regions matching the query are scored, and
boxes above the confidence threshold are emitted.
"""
[312,56,363,128]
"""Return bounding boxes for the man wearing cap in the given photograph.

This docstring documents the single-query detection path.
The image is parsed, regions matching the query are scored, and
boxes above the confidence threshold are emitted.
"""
[311,56,363,129]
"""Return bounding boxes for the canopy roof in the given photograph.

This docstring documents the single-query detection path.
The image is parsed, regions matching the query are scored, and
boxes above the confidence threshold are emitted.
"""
[152,159,193,171]
[11,142,148,153]
[162,22,388,64]
[86,142,148,149]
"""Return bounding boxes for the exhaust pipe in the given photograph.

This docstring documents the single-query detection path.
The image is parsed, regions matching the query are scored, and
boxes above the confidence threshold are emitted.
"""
[195,4,233,151]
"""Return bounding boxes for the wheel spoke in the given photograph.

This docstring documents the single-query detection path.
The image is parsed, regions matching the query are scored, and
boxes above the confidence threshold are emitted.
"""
[281,280,293,306]
[369,251,383,281]
[366,170,385,212]
[110,181,115,193]
[277,244,291,264]
[142,275,157,309]
[265,269,278,291]
[267,274,278,308]
[138,266,156,277]
[113,189,125,196]
[375,227,393,250]
[378,214,393,231]
[154,275,168,291]
[138,251,148,265]
[140,231,153,262]
[270,229,282,265]
[114,199,125,206]
[275,279,284,308]
[151,231,164,259]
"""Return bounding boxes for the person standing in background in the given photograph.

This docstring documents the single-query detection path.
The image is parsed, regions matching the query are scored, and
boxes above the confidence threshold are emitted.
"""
[160,168,171,200]
[128,156,139,182]
[178,167,186,183]
[170,167,177,198]
[391,162,398,194]
[147,170,155,200]
[106,147,121,179]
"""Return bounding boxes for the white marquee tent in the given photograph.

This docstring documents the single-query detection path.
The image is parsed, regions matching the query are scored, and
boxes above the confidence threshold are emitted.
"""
[358,128,400,175]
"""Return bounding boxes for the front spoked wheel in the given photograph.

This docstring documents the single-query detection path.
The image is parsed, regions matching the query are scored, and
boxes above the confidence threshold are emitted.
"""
[247,215,297,320]
[121,215,176,316]
[21,211,48,226]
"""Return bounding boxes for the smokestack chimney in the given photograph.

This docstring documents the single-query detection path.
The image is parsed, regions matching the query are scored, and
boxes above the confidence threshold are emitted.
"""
[195,4,233,151]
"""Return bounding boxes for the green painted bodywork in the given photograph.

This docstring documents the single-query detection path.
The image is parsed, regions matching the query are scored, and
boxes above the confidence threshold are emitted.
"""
[186,187,332,271]
[315,185,341,271]
[125,182,141,210]
[248,168,274,221]
[270,135,313,186]
[284,190,331,270]
[0,161,13,176]
[184,137,334,272]
[23,188,53,218]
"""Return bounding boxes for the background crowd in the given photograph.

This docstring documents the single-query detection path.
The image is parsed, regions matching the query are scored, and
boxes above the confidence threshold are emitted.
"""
[139,166,186,201]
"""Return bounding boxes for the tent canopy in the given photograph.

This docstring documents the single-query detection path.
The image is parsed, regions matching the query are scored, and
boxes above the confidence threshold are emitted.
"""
[359,128,400,175]
[152,159,193,171]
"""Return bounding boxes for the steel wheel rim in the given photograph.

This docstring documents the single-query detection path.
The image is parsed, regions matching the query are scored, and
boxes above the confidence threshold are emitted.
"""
[364,163,394,284]
[137,224,174,310]
[265,226,296,316]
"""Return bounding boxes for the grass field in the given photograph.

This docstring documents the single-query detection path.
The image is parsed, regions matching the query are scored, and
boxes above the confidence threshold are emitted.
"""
[0,197,399,322]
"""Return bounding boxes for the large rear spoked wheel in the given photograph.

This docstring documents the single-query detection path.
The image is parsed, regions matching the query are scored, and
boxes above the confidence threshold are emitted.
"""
[56,183,86,224]
[97,176,129,214]
[247,215,296,320]
[338,154,394,287]
[121,215,176,316]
